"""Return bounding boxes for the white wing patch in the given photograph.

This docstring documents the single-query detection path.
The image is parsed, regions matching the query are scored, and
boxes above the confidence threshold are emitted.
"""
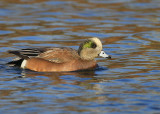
[21,60,27,69]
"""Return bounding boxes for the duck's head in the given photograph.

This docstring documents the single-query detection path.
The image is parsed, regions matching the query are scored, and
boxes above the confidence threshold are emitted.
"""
[78,37,111,60]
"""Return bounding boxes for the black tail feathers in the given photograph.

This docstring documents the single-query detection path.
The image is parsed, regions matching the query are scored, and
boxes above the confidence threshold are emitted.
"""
[8,51,29,60]
[7,59,24,67]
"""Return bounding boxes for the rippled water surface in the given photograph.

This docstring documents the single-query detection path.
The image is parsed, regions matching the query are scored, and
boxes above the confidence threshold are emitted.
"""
[0,0,160,113]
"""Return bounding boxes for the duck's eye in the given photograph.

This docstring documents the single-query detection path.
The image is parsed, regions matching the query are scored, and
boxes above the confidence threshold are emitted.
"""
[91,43,97,48]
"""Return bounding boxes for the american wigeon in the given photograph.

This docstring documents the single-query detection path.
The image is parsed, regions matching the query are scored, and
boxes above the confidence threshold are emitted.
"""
[7,37,111,72]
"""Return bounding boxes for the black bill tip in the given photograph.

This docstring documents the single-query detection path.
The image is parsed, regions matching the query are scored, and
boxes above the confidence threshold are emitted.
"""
[106,55,111,59]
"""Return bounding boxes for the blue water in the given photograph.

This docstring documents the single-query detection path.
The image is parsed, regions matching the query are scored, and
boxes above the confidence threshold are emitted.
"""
[0,0,160,113]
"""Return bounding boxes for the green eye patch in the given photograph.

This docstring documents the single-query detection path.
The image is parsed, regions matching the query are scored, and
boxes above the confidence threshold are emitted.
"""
[78,40,97,55]
[83,41,97,48]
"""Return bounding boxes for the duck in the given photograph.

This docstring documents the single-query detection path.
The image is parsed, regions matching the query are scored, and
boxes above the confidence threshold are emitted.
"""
[7,37,111,72]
